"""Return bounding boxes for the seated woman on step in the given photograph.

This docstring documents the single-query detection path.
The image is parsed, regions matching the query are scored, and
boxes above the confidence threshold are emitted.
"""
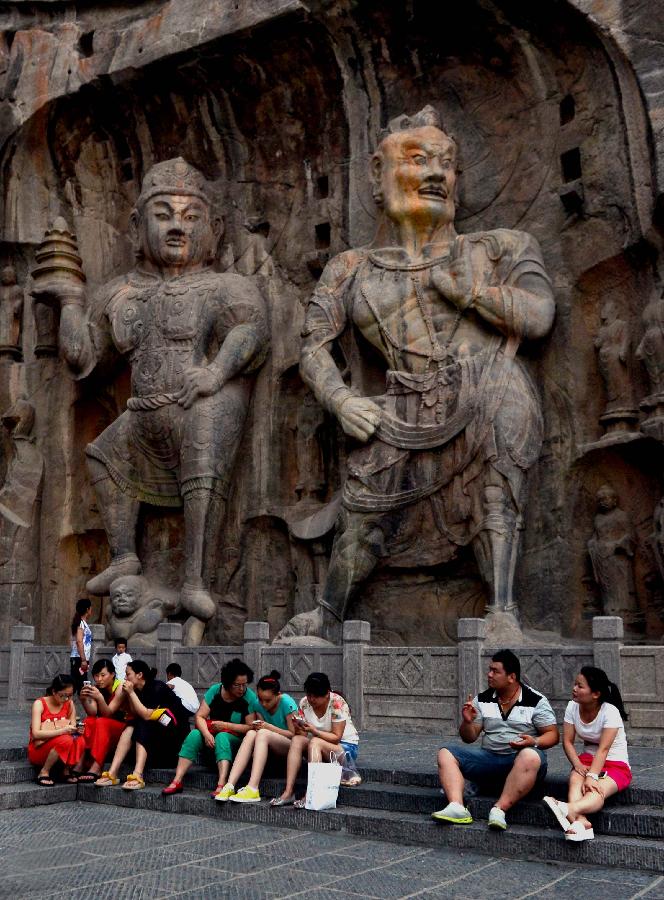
[95,660,191,790]
[215,669,299,803]
[272,671,361,808]
[162,658,256,798]
[72,658,129,783]
[543,666,631,842]
[28,674,84,785]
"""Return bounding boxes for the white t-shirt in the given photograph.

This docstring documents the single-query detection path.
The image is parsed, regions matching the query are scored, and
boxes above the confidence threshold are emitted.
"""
[564,700,629,766]
[112,652,132,681]
[299,692,359,745]
[167,676,199,714]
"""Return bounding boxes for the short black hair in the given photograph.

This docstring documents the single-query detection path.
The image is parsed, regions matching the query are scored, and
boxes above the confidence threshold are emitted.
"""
[114,638,127,648]
[491,649,520,681]
[166,663,182,678]
[220,658,253,689]
[303,672,331,697]
[92,658,115,676]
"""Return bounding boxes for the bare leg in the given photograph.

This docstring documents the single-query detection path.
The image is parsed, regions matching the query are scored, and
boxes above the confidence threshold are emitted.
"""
[38,748,61,779]
[567,777,618,828]
[226,731,257,787]
[495,749,541,812]
[217,759,231,786]
[437,748,466,805]
[106,726,134,777]
[308,736,343,763]
[166,756,194,788]
[247,732,292,790]
[278,735,308,801]
[133,743,148,778]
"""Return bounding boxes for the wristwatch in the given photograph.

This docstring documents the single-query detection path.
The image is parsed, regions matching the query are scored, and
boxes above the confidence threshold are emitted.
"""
[586,772,600,781]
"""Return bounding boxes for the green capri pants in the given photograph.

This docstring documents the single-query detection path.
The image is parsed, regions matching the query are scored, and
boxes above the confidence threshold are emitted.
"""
[179,728,241,763]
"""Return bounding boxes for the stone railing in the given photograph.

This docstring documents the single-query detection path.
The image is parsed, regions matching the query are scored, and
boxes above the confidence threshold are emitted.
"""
[3,616,663,742]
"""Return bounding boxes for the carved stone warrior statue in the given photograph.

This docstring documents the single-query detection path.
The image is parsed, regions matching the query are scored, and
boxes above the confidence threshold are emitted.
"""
[277,105,555,643]
[32,158,268,645]
[107,574,180,648]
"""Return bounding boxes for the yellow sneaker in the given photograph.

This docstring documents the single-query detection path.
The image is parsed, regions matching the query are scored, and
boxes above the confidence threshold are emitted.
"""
[230,785,261,803]
[214,783,235,802]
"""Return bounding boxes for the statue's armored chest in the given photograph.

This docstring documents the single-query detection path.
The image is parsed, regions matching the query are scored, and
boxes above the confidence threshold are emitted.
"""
[108,276,212,353]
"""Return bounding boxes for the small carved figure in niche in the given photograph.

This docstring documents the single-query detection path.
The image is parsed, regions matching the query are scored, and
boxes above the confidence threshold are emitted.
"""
[587,484,639,619]
[31,159,269,645]
[276,105,555,644]
[595,301,638,435]
[0,266,23,360]
[107,574,180,648]
[636,292,664,437]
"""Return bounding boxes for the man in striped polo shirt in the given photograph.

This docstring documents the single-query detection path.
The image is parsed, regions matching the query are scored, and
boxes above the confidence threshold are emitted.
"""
[432,649,559,831]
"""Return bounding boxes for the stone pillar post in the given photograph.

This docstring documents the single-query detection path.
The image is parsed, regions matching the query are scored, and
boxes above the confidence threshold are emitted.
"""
[156,623,183,677]
[243,622,269,682]
[457,618,486,711]
[592,616,624,689]
[90,624,106,660]
[343,620,371,730]
[8,624,34,707]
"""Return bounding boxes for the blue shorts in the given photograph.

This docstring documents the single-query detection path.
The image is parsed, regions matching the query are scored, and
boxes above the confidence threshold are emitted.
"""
[442,744,547,785]
[340,741,358,762]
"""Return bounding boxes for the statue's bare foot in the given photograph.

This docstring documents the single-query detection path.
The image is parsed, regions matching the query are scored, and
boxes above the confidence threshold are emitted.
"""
[87,553,141,595]
[183,615,206,647]
[273,606,338,646]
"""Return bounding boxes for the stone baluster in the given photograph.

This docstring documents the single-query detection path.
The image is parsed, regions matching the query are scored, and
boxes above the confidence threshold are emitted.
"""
[8,624,34,707]
[593,615,624,690]
[457,618,486,711]
[343,620,371,730]
[243,621,270,680]
[156,623,183,677]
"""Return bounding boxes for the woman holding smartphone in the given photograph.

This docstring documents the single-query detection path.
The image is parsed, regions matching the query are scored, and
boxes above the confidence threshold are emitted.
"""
[28,674,85,785]
[271,671,360,807]
[543,666,631,841]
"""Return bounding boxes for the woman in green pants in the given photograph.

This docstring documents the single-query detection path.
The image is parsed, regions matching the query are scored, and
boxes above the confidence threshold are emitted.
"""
[162,658,256,796]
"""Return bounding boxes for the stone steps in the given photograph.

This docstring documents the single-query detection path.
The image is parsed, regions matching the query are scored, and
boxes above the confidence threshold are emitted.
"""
[0,780,76,810]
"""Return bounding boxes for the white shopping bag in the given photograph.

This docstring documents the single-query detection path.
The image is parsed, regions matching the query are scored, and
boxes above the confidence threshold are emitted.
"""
[304,761,342,811]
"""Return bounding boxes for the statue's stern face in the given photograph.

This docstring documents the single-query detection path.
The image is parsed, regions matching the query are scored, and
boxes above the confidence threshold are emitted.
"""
[143,195,213,271]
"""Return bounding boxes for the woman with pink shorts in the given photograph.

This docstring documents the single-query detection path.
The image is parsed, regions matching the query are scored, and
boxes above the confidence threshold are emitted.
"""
[543,665,631,842]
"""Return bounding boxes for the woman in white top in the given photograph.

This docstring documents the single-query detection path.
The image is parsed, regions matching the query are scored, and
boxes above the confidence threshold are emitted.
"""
[271,671,360,807]
[70,599,93,694]
[544,666,630,842]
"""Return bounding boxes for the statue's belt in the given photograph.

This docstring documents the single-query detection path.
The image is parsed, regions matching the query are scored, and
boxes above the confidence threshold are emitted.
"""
[375,404,475,450]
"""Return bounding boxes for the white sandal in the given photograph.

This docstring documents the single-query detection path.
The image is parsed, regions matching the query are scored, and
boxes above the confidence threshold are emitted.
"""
[565,820,594,842]
[543,796,571,832]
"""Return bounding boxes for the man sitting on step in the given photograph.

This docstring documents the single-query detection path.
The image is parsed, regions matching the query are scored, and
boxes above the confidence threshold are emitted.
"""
[433,649,559,831]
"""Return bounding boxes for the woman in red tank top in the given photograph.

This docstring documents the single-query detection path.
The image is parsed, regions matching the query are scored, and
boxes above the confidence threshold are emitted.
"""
[28,674,85,785]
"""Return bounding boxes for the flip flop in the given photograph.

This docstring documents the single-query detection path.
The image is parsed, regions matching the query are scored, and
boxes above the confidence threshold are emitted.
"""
[565,820,594,842]
[36,774,55,787]
[95,771,120,787]
[269,795,295,807]
[543,796,571,832]
[122,773,146,791]
[64,774,79,784]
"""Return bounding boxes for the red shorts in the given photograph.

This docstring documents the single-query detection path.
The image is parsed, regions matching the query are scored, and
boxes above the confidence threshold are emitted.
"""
[579,752,632,792]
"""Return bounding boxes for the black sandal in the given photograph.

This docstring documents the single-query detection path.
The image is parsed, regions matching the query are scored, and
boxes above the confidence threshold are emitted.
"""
[36,774,55,787]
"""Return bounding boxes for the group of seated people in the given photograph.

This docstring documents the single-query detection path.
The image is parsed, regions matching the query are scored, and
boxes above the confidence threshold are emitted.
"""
[433,649,631,842]
[28,645,630,840]
[28,656,360,806]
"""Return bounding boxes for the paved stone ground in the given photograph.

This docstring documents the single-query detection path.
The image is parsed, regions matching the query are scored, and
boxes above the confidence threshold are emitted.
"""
[0,802,662,900]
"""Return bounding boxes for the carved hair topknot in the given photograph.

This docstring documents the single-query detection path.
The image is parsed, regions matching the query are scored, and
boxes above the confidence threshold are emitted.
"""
[136,157,212,209]
[379,104,444,142]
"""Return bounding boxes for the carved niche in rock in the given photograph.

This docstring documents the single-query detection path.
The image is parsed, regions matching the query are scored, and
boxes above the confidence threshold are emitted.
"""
[587,484,642,631]
[637,291,664,440]
[595,301,638,437]
[0,267,24,361]
[31,159,269,646]
[276,105,555,646]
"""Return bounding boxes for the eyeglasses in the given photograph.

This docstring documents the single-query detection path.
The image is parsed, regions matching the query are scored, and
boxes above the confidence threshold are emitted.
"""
[230,682,247,690]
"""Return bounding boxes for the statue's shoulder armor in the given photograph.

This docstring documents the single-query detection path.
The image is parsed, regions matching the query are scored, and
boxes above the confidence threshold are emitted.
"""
[316,249,368,295]
[91,274,133,322]
[463,228,542,262]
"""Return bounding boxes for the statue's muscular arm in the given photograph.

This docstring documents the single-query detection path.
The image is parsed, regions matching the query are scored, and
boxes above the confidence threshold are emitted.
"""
[175,275,268,409]
[301,252,381,442]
